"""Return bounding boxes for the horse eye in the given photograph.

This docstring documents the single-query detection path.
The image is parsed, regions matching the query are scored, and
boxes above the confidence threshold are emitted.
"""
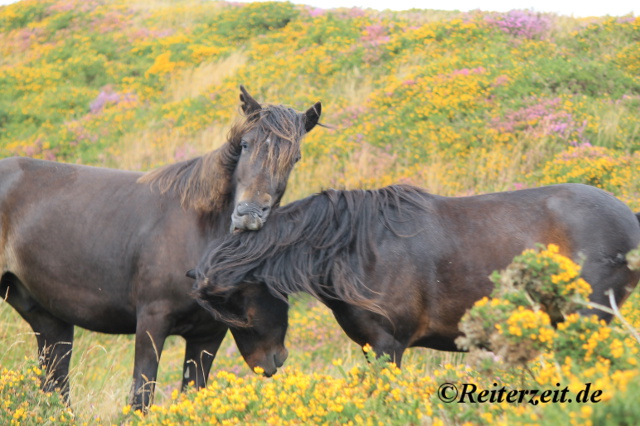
[241,140,249,150]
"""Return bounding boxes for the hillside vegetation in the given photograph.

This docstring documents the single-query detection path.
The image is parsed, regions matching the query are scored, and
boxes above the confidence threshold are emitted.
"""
[2,0,640,203]
[1,1,639,425]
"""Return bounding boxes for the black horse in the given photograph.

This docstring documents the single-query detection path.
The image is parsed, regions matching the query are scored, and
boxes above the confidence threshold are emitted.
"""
[192,184,640,369]
[0,86,321,411]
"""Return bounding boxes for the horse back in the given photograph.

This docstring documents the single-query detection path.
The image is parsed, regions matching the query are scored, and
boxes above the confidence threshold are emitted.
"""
[428,183,638,262]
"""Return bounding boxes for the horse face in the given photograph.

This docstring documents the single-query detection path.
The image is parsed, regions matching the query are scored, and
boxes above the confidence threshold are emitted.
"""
[230,87,321,232]
[227,284,290,376]
[230,127,299,232]
[194,278,289,376]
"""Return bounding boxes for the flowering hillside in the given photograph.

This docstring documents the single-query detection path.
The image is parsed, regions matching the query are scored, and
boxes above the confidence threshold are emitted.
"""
[1,1,640,424]
[2,0,639,202]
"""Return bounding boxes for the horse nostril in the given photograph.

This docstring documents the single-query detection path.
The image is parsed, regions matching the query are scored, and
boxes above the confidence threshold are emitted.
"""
[235,203,269,220]
[236,203,248,217]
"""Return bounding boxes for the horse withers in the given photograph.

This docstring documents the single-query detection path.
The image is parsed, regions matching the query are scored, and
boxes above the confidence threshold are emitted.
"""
[0,86,321,411]
[192,183,640,369]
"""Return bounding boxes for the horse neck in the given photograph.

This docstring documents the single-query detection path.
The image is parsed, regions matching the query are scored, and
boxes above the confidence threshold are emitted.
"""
[197,191,236,239]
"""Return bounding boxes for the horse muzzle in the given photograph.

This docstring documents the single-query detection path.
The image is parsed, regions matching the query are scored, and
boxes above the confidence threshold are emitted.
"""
[231,202,271,232]
[250,347,289,377]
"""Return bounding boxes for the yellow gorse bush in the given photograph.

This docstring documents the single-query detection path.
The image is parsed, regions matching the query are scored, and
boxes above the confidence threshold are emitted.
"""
[456,244,640,423]
[124,360,435,425]
[499,306,556,343]
[537,244,592,300]
[0,362,75,426]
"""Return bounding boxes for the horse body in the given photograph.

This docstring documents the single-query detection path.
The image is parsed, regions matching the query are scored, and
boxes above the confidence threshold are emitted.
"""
[1,157,218,332]
[332,184,640,357]
[0,86,321,411]
[194,183,640,368]
[0,157,230,406]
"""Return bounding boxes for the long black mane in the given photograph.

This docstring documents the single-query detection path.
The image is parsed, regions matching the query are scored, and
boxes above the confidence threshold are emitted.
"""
[194,184,433,315]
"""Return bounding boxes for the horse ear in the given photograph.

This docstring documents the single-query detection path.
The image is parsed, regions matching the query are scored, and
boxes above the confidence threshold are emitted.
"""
[186,269,196,280]
[239,85,261,116]
[304,101,321,133]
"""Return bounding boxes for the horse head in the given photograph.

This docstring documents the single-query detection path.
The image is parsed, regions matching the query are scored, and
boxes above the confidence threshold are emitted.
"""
[138,86,321,233]
[189,269,289,376]
[229,86,321,232]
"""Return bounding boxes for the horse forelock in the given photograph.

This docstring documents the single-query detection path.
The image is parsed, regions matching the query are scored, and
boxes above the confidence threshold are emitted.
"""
[198,185,431,317]
[248,104,306,178]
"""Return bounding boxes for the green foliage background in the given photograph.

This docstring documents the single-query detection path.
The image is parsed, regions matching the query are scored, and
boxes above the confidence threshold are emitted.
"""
[2,0,640,203]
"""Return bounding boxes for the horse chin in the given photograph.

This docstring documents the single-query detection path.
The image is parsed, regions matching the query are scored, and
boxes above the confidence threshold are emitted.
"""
[252,362,277,377]
[248,349,287,377]
[230,214,265,233]
[262,369,276,378]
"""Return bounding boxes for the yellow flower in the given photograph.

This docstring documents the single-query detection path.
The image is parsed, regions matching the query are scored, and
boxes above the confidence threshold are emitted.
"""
[475,297,490,307]
[580,405,593,418]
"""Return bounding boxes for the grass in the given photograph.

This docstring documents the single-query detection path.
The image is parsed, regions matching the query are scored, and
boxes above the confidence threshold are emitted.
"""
[0,292,470,424]
[1,260,639,424]
[168,52,248,103]
[105,122,231,171]
[0,302,133,422]
[590,101,640,152]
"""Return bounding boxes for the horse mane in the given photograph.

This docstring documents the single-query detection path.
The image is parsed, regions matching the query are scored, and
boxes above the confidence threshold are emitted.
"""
[138,103,308,213]
[195,184,433,317]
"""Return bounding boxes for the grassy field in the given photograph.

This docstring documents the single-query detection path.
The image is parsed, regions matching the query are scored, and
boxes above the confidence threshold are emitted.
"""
[2,274,639,425]
[0,293,471,424]
[1,0,640,424]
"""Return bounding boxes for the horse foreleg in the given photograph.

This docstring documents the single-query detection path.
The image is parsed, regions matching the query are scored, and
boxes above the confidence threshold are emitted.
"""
[181,327,228,391]
[129,307,170,413]
[1,275,74,402]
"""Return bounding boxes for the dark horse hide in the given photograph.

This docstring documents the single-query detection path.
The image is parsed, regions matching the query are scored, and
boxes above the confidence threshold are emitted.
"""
[192,183,640,369]
[0,86,321,411]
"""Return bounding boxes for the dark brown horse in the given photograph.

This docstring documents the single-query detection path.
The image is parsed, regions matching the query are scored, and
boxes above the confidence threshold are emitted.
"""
[0,86,321,411]
[192,184,640,369]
